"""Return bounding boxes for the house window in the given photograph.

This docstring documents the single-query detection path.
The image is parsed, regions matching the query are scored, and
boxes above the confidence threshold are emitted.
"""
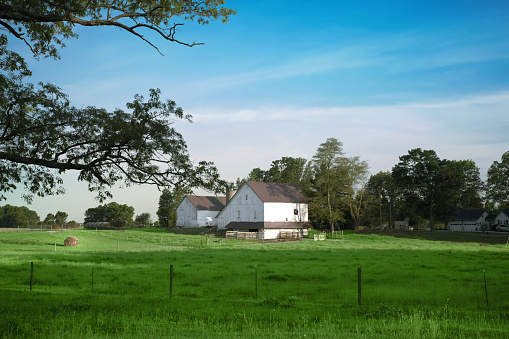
[246,194,248,200]
[254,210,257,219]
[237,210,240,220]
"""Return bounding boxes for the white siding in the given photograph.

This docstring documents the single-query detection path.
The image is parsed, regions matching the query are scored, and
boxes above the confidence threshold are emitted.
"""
[197,210,220,227]
[448,222,481,232]
[495,212,509,225]
[176,197,197,228]
[264,202,308,222]
[217,184,264,229]
[448,211,489,232]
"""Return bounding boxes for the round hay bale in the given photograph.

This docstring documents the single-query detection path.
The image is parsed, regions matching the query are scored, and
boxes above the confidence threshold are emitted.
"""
[64,236,79,246]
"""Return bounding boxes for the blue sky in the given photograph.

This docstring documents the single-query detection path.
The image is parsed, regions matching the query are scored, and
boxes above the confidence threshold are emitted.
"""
[4,0,509,222]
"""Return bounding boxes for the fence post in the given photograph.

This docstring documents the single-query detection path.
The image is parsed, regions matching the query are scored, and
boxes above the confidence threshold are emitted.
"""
[30,262,33,291]
[255,264,258,300]
[170,265,174,298]
[483,269,489,312]
[358,267,361,306]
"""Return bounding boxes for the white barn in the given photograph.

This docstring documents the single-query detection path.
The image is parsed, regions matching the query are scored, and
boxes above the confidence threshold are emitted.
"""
[216,181,310,240]
[448,209,489,231]
[176,195,226,228]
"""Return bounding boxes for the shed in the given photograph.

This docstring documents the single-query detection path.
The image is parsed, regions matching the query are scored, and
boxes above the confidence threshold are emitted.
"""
[176,195,226,228]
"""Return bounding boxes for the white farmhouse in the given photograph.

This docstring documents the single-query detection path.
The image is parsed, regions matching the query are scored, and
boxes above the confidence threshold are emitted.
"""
[176,195,226,228]
[216,181,310,240]
[494,209,509,226]
[448,209,489,231]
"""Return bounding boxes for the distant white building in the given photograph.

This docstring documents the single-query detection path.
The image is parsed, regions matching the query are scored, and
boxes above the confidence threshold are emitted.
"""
[216,181,310,240]
[176,195,226,228]
[494,209,509,226]
[448,209,489,231]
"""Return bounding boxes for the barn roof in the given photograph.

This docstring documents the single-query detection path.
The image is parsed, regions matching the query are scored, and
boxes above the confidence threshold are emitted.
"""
[245,181,308,203]
[186,195,226,211]
[451,209,487,221]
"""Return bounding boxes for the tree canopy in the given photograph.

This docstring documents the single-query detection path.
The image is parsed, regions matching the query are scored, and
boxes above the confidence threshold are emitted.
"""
[84,202,135,227]
[0,204,39,227]
[486,151,509,210]
[157,184,191,227]
[0,0,236,58]
[0,0,233,203]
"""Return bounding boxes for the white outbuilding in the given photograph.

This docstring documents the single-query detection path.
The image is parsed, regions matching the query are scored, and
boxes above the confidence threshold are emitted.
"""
[216,181,310,240]
[176,195,226,228]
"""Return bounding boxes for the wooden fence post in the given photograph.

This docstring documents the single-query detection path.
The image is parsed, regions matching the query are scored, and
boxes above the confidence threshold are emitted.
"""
[358,267,361,306]
[255,264,258,300]
[170,265,174,298]
[483,269,489,312]
[30,262,33,291]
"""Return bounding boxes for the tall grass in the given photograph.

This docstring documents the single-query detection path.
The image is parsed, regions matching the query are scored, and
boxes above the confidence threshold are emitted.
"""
[0,229,508,338]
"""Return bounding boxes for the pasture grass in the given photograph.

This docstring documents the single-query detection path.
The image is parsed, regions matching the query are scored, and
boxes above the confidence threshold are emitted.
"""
[0,228,508,338]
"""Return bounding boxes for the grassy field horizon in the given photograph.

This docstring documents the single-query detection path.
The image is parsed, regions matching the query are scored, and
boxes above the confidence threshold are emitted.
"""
[1,228,508,338]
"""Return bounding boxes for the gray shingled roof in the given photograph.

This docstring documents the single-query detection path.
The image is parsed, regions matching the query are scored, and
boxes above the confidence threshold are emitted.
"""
[186,195,226,211]
[452,209,487,221]
[245,181,308,203]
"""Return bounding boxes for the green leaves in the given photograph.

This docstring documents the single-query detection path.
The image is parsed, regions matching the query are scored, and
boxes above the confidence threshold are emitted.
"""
[0,42,224,202]
[487,151,509,208]
[0,0,236,58]
[392,148,484,229]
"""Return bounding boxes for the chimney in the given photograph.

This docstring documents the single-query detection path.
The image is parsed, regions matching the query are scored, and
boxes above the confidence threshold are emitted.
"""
[226,189,237,203]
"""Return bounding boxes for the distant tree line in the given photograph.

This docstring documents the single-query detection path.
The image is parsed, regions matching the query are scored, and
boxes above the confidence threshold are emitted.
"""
[84,202,152,228]
[0,205,40,228]
[154,138,508,231]
[230,139,508,231]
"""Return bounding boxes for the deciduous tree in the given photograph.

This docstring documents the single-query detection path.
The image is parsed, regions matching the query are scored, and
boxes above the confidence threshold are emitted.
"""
[0,204,39,227]
[392,149,481,230]
[157,184,192,227]
[340,156,370,231]
[310,138,346,232]
[0,0,236,58]
[135,212,152,227]
[84,202,135,228]
[54,211,68,225]
[0,0,234,202]
[486,151,509,210]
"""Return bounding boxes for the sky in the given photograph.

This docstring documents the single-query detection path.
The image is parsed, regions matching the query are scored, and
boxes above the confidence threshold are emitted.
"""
[4,0,509,222]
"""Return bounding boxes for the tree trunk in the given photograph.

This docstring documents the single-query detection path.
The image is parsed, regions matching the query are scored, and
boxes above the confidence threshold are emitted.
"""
[429,201,435,231]
[327,184,334,233]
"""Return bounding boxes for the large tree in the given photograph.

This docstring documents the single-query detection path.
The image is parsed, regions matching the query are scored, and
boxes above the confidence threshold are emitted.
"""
[135,212,152,227]
[0,204,39,227]
[0,0,236,57]
[392,149,481,230]
[246,157,310,186]
[340,156,370,231]
[310,138,346,232]
[84,202,135,228]
[157,184,191,227]
[486,151,509,211]
[365,171,401,229]
[0,1,234,202]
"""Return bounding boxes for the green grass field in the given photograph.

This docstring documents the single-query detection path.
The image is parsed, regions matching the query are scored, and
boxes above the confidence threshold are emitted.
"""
[0,228,508,338]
